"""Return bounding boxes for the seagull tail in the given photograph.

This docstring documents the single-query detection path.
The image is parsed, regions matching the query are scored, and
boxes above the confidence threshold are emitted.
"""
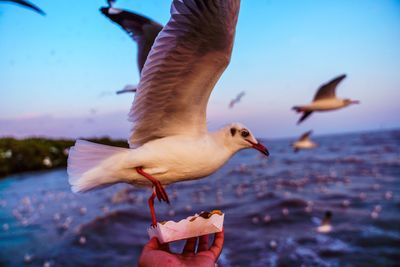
[67,140,130,193]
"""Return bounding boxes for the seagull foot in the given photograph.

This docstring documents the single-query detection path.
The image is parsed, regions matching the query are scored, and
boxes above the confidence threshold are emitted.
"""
[153,180,170,204]
[136,167,170,204]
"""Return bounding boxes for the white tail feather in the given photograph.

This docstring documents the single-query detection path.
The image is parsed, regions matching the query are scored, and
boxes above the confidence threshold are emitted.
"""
[67,140,130,193]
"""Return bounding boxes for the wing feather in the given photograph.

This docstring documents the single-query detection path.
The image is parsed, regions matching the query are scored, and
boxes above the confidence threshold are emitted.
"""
[100,7,163,73]
[313,74,346,101]
[128,0,240,147]
[2,0,45,15]
[299,130,313,141]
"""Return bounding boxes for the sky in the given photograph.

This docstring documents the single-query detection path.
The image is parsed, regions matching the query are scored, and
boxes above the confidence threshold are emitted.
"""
[0,0,399,140]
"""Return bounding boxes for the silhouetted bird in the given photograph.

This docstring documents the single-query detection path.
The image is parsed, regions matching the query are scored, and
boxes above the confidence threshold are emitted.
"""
[229,91,245,108]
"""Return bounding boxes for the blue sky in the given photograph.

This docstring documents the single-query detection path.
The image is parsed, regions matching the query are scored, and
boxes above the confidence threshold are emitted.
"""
[0,0,399,139]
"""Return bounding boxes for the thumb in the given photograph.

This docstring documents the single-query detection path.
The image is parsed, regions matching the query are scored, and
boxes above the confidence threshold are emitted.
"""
[143,237,160,252]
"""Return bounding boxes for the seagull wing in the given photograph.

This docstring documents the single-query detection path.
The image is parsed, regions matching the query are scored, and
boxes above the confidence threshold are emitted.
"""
[299,130,312,141]
[297,111,312,124]
[2,0,45,15]
[100,7,163,73]
[128,0,240,147]
[313,74,346,101]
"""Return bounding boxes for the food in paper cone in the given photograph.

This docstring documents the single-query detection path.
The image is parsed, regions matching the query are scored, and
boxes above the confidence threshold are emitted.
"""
[148,210,224,243]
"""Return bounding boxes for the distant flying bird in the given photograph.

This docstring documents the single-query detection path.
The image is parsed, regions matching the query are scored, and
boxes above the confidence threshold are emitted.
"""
[68,0,269,226]
[292,74,359,124]
[116,84,137,94]
[292,130,317,153]
[100,4,163,94]
[229,91,245,108]
[0,0,45,15]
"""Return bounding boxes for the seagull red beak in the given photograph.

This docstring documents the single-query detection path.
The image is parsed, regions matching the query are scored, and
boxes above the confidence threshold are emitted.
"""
[247,140,269,157]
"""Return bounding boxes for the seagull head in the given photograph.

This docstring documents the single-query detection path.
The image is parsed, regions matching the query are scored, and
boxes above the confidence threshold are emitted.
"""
[343,99,360,106]
[225,123,269,156]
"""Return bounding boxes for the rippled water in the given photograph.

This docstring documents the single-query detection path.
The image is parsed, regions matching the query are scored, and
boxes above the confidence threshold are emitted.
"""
[1,130,399,267]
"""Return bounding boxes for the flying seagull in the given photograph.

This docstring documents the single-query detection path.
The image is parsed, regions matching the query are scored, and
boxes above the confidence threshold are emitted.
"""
[291,130,317,153]
[116,84,137,94]
[68,0,268,226]
[229,91,245,108]
[292,74,359,124]
[100,4,163,94]
[0,0,45,15]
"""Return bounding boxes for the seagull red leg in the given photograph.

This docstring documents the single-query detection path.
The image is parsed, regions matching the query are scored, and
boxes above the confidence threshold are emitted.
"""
[148,190,157,226]
[136,167,170,204]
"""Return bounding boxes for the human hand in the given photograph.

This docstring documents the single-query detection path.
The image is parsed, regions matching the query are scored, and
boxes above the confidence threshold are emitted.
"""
[138,230,224,267]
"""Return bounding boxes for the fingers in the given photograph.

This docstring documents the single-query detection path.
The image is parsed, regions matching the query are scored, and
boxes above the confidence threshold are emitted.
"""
[159,242,170,253]
[142,237,160,252]
[209,229,224,260]
[198,235,209,252]
[182,237,197,254]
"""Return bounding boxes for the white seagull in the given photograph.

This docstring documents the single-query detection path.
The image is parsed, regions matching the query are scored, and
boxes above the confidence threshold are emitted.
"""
[100,4,163,94]
[292,74,359,124]
[68,0,269,226]
[292,130,317,153]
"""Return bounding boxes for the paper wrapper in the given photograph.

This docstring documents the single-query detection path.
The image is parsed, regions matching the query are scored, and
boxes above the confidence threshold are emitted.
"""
[147,211,224,244]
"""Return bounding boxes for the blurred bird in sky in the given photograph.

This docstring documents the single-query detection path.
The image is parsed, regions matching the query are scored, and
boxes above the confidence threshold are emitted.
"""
[0,0,45,15]
[229,91,245,108]
[68,0,269,227]
[292,130,317,153]
[116,84,137,94]
[100,3,163,95]
[292,74,359,124]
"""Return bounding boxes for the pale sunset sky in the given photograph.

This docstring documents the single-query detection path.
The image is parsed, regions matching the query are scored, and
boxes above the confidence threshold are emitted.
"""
[0,0,399,139]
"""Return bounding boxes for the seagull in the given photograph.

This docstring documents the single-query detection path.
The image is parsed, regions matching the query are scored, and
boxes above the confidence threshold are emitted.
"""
[100,4,163,94]
[292,130,317,153]
[0,0,45,15]
[229,91,245,108]
[116,84,137,94]
[68,0,268,226]
[292,74,359,124]
[315,211,333,233]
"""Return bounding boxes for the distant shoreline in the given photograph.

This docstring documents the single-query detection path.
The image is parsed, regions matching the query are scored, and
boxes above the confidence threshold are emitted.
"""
[0,137,128,178]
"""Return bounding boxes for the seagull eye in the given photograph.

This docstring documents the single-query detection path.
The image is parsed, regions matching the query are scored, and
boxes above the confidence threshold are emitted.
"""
[241,130,249,138]
[230,128,236,136]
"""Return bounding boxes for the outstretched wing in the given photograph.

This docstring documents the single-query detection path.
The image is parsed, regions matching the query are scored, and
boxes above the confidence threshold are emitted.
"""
[297,111,313,125]
[299,130,312,141]
[2,0,45,15]
[313,74,346,101]
[100,7,163,73]
[128,0,240,147]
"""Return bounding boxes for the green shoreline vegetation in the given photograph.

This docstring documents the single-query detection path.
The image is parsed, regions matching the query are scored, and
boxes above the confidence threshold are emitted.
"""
[0,137,129,177]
